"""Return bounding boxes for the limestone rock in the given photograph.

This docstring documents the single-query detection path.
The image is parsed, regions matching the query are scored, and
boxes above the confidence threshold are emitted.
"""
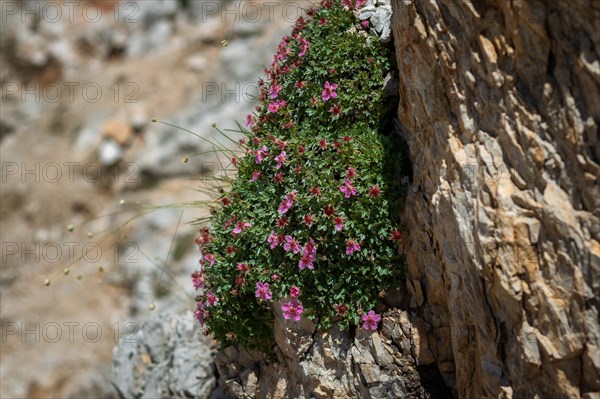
[215,309,450,398]
[112,312,217,399]
[392,0,600,397]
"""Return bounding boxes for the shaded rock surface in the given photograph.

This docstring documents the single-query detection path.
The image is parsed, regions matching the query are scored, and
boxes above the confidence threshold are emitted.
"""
[113,312,218,399]
[215,308,450,399]
[392,0,599,398]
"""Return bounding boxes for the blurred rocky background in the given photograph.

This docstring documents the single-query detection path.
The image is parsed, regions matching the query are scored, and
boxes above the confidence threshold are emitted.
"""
[0,0,309,397]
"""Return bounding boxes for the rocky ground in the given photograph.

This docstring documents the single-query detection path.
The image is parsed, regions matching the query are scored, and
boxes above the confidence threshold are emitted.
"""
[0,1,309,397]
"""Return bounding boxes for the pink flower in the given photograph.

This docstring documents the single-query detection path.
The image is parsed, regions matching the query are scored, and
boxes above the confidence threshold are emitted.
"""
[303,214,315,226]
[277,217,288,228]
[206,292,219,307]
[203,254,216,267]
[390,230,403,242]
[346,168,357,179]
[340,179,357,198]
[318,139,328,149]
[237,263,249,273]
[310,187,322,196]
[298,38,310,57]
[333,216,344,232]
[369,184,382,198]
[298,255,314,270]
[323,205,334,217]
[274,173,284,184]
[192,270,205,290]
[267,231,280,249]
[322,81,338,101]
[295,81,305,89]
[278,191,297,214]
[245,114,254,127]
[255,282,272,300]
[336,304,348,316]
[361,20,370,29]
[319,17,329,25]
[329,104,342,116]
[275,151,287,169]
[268,99,287,113]
[195,302,204,324]
[232,222,251,236]
[250,171,262,182]
[304,239,317,258]
[269,84,282,99]
[283,236,302,254]
[281,299,304,321]
[361,310,381,331]
[290,286,300,298]
[278,198,293,214]
[345,240,361,255]
[299,239,317,270]
[255,146,269,164]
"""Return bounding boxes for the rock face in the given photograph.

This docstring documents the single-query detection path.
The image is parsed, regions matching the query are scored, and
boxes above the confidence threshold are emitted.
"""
[392,1,599,398]
[215,307,450,399]
[113,313,218,399]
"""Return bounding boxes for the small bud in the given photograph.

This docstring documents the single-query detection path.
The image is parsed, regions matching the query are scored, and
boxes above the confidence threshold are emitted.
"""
[148,303,156,311]
[182,157,189,163]
[63,268,70,275]
[211,123,217,128]
[99,267,104,273]
[87,232,93,238]
[44,279,51,286]
[119,199,125,205]
[151,118,157,123]
[221,40,229,47]
[77,275,83,280]
[67,224,74,232]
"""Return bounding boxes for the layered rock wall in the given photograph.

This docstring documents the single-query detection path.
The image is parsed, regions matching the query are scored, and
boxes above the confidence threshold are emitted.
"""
[393,1,599,397]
